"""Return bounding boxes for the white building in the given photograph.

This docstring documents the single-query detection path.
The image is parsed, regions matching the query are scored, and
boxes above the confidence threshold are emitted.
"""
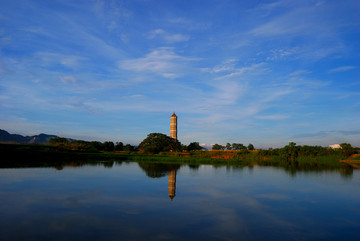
[329,144,341,149]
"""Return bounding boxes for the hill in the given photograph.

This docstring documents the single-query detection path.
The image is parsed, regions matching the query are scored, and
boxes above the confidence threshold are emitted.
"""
[0,129,58,144]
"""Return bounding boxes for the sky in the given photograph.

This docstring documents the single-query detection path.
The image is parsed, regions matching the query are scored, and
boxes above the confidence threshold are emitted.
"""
[0,0,359,148]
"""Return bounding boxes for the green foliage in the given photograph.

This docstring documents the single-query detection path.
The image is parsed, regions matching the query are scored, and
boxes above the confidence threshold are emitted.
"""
[124,144,136,152]
[90,141,104,151]
[232,143,246,150]
[115,142,124,151]
[103,141,115,151]
[226,143,232,150]
[49,137,69,145]
[213,142,251,151]
[248,143,255,150]
[280,142,299,165]
[1,143,355,172]
[138,133,181,154]
[181,144,188,152]
[187,142,203,151]
[212,144,225,150]
[339,143,355,157]
[50,137,132,152]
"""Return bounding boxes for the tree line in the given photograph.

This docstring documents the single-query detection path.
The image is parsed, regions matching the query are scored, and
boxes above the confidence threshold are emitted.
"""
[49,137,136,152]
[49,134,357,159]
[212,143,254,150]
[257,142,356,165]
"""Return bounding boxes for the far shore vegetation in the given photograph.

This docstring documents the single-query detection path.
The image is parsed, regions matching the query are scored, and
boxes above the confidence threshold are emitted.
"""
[1,132,359,172]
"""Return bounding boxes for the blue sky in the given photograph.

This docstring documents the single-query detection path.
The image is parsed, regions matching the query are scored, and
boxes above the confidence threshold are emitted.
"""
[0,0,359,148]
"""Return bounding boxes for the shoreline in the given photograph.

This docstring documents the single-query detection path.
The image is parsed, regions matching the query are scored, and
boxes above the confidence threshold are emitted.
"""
[1,143,357,170]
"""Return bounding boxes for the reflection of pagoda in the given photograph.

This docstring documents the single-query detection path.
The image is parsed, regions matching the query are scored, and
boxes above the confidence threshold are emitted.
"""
[168,169,177,201]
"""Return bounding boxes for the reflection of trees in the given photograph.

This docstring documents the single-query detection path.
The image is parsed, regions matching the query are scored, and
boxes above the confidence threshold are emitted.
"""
[53,161,123,170]
[188,164,200,170]
[103,161,114,168]
[137,163,180,178]
[279,163,354,179]
[138,163,181,201]
[339,166,353,179]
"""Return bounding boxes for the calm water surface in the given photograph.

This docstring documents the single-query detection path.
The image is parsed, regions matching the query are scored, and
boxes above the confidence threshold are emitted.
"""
[0,162,359,241]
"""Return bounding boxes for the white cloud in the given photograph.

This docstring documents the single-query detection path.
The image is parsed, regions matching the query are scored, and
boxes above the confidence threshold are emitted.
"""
[215,62,266,80]
[214,81,245,105]
[254,0,287,13]
[20,27,54,38]
[148,29,165,37]
[148,29,190,43]
[35,52,87,69]
[60,76,78,84]
[119,47,197,78]
[266,47,300,61]
[67,98,103,115]
[256,115,290,120]
[208,59,237,73]
[328,66,356,73]
[290,70,312,76]
[249,2,326,38]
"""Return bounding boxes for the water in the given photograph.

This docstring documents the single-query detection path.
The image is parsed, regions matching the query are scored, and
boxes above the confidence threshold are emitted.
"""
[0,162,359,241]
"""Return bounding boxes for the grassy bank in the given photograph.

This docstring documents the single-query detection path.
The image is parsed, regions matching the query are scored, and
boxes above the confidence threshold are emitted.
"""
[0,143,356,170]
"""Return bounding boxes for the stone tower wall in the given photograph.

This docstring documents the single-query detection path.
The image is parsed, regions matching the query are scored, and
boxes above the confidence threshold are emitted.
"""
[170,113,177,140]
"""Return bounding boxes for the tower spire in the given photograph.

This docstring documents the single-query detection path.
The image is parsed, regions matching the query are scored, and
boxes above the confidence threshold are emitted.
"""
[170,112,177,140]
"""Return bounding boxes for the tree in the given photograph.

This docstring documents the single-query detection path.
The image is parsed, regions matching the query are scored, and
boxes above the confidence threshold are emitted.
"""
[103,141,115,151]
[187,142,203,151]
[115,142,124,151]
[339,143,354,157]
[138,133,181,154]
[90,141,104,151]
[49,137,70,145]
[226,143,232,150]
[232,143,246,150]
[281,142,299,164]
[181,144,188,152]
[124,144,135,152]
[248,143,254,150]
[212,144,225,150]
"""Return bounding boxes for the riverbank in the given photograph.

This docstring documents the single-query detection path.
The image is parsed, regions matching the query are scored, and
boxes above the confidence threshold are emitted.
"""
[1,143,357,170]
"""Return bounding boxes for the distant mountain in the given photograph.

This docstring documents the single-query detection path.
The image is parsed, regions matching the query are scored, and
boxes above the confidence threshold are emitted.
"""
[0,129,58,144]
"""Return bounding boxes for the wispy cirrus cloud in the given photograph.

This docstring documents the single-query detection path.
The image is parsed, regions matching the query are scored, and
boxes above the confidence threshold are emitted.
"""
[256,115,290,120]
[119,47,197,78]
[60,76,78,84]
[148,29,190,43]
[92,0,132,31]
[19,27,54,38]
[293,130,360,138]
[68,98,103,115]
[266,47,300,61]
[203,58,237,73]
[328,66,356,73]
[35,52,87,69]
[249,1,331,38]
[289,70,312,76]
[215,62,266,80]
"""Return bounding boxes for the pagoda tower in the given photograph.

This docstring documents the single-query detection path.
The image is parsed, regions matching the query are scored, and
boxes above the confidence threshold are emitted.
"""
[170,112,177,140]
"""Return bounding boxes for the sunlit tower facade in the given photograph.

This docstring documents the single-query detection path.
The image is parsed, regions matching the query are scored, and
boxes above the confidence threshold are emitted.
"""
[170,112,177,140]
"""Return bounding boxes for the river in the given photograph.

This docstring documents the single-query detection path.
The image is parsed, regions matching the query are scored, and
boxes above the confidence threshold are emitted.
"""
[0,162,359,240]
